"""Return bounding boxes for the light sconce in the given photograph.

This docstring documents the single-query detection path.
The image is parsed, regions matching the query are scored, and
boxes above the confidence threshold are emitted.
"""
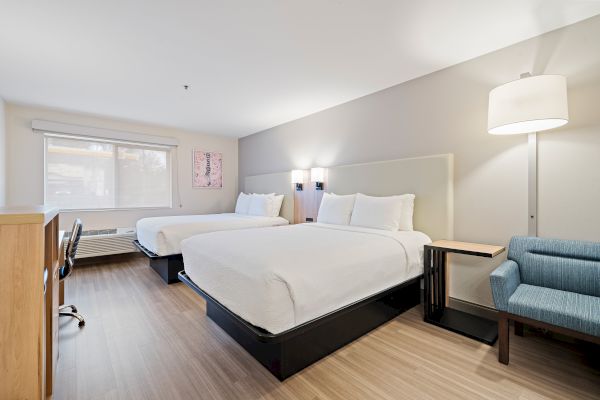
[310,167,325,191]
[291,169,304,191]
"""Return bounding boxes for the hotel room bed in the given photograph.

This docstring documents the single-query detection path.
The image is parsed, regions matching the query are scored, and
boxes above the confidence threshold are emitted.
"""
[136,213,289,256]
[134,213,289,283]
[179,222,430,379]
[178,154,452,380]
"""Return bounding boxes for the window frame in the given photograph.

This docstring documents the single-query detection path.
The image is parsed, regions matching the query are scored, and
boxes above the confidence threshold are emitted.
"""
[43,134,174,212]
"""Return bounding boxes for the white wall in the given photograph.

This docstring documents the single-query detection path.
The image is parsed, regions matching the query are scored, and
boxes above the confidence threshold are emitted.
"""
[0,98,5,206]
[5,103,238,230]
[239,16,600,308]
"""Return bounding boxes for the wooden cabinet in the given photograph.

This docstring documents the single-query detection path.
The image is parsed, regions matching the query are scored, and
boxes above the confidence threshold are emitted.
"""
[0,206,61,400]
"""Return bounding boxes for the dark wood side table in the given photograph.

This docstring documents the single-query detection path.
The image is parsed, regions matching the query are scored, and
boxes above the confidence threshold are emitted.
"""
[424,240,505,345]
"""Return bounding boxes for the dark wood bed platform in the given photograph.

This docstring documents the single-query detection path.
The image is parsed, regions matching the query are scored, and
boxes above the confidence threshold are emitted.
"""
[133,240,183,284]
[178,270,422,381]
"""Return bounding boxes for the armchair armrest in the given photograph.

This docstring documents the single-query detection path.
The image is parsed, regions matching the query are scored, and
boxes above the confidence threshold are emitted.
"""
[490,260,521,311]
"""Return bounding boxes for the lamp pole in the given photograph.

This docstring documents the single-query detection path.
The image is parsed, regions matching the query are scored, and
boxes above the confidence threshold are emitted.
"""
[517,72,538,237]
[528,131,537,236]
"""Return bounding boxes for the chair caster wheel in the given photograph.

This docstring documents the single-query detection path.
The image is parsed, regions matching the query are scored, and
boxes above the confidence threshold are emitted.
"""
[71,306,78,313]
[78,320,85,328]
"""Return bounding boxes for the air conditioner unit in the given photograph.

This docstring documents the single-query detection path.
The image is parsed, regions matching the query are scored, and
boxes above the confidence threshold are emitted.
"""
[64,228,139,259]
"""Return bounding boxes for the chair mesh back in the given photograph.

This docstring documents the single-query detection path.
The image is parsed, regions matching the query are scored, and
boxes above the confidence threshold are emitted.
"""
[63,219,83,279]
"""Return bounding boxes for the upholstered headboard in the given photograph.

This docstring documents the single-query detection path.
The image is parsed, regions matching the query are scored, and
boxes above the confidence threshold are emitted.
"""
[326,154,454,241]
[244,172,294,223]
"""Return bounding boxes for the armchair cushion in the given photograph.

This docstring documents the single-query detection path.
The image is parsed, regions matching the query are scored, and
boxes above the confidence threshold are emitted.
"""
[490,260,521,312]
[508,236,600,297]
[507,284,600,337]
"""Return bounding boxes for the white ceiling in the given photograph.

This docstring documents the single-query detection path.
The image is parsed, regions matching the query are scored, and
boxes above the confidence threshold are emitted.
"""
[1,1,599,137]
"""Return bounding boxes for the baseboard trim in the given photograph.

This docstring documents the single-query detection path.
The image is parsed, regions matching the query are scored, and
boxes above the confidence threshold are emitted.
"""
[448,297,498,321]
[418,289,498,321]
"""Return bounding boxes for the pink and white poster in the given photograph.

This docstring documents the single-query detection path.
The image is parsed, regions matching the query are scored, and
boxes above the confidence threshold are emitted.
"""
[192,150,223,188]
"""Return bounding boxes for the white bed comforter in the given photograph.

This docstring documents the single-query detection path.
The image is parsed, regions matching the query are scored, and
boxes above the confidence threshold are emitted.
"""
[181,223,431,334]
[136,213,289,256]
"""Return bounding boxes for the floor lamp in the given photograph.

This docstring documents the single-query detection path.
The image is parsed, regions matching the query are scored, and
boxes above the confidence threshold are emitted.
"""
[488,74,569,237]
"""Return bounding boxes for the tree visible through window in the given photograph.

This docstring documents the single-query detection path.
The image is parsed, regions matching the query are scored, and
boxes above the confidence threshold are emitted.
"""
[45,136,172,210]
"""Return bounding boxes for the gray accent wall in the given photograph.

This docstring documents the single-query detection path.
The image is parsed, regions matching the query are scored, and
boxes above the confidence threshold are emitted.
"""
[239,15,600,307]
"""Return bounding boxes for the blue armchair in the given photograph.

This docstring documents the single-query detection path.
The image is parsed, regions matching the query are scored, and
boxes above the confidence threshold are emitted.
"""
[490,236,600,364]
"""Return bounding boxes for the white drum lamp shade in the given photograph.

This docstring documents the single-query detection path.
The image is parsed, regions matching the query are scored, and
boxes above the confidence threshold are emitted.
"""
[291,169,304,184]
[488,75,569,135]
[310,168,325,183]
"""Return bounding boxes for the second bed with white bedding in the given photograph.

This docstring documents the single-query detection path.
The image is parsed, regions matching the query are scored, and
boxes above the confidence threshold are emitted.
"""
[182,223,431,334]
[136,213,289,256]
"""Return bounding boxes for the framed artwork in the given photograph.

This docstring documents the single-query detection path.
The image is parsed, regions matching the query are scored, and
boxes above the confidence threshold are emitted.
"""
[192,150,223,188]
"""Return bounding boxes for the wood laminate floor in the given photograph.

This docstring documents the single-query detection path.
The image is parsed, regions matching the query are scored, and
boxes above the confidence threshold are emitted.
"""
[55,255,600,400]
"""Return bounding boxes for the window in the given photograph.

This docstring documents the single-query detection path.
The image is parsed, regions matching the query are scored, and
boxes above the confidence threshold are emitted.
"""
[45,136,172,210]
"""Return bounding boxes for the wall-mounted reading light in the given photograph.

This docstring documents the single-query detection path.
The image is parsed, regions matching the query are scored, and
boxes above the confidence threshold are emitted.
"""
[310,167,325,191]
[291,169,304,191]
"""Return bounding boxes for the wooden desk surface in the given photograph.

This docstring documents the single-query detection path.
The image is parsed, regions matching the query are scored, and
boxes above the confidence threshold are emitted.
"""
[0,205,59,225]
[427,240,505,258]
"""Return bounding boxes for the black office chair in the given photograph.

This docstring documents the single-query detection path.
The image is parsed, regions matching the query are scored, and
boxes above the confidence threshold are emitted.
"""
[59,218,85,327]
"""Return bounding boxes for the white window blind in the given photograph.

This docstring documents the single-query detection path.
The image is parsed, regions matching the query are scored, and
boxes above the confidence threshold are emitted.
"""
[45,135,173,210]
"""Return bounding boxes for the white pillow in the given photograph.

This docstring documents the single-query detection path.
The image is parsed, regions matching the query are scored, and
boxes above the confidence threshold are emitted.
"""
[317,193,356,225]
[350,193,415,231]
[247,193,274,217]
[234,192,251,214]
[270,195,284,217]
